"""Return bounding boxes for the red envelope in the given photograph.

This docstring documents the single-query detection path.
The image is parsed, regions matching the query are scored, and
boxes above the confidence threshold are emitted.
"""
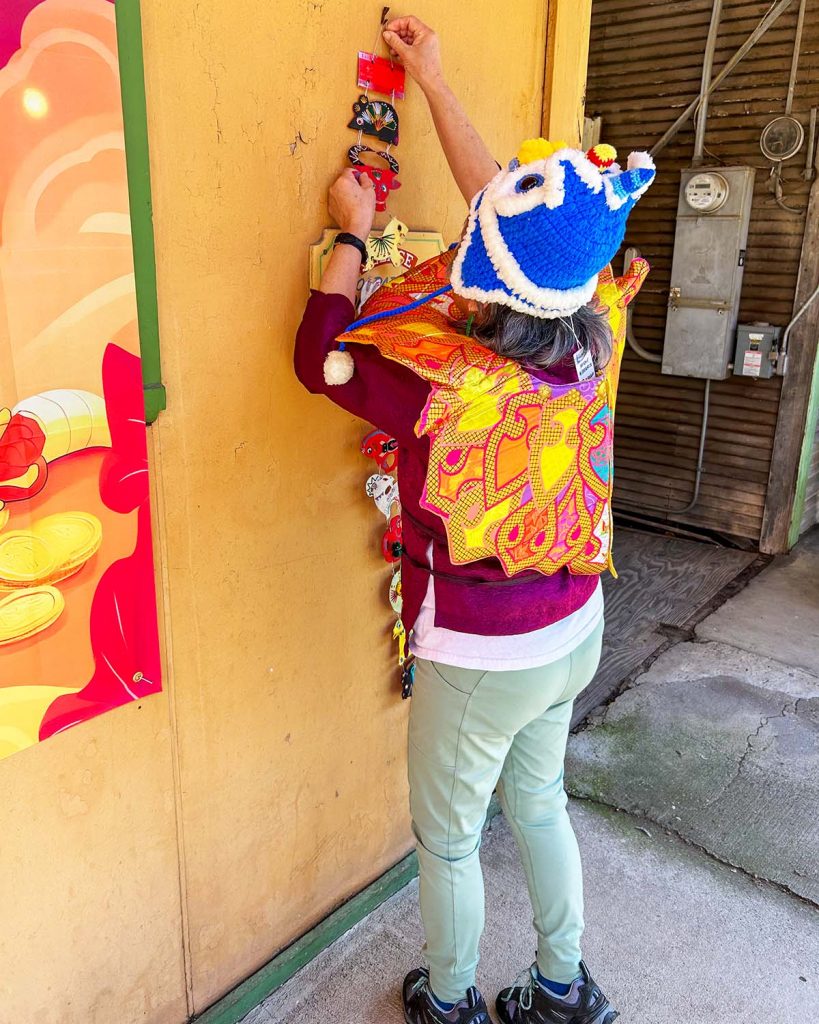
[357,51,406,99]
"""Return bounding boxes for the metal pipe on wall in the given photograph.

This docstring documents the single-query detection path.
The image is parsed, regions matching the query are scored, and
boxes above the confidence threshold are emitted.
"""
[652,0,796,158]
[773,0,808,213]
[692,0,723,166]
[674,379,712,515]
[785,0,807,116]
[623,247,661,363]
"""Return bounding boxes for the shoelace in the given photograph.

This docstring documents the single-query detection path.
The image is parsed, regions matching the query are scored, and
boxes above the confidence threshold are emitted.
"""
[516,965,539,1014]
[408,972,431,1003]
[409,973,459,1021]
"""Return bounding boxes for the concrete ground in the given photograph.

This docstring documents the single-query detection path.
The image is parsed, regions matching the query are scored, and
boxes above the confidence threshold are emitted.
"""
[567,527,819,905]
[696,527,819,675]
[242,529,819,1023]
[243,805,818,1024]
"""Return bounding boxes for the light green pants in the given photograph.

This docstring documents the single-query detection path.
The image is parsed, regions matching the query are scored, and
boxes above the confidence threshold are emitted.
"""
[407,621,604,1003]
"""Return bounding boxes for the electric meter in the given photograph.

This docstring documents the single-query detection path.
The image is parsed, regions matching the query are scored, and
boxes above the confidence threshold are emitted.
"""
[760,116,804,162]
[684,171,729,213]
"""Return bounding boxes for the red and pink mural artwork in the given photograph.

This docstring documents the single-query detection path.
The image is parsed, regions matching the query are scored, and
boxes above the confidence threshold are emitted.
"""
[0,0,162,759]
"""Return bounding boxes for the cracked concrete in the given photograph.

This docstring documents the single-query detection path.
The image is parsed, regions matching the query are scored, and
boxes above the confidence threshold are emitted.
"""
[566,642,819,902]
[567,529,819,906]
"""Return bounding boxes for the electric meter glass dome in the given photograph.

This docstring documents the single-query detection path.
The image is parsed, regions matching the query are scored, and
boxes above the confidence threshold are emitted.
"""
[760,115,804,162]
[684,171,729,213]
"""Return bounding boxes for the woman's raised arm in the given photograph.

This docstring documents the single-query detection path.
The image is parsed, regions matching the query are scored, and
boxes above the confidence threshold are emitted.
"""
[383,16,499,204]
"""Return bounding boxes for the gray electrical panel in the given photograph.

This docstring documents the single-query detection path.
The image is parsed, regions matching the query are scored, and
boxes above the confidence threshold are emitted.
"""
[662,166,756,380]
[733,323,781,379]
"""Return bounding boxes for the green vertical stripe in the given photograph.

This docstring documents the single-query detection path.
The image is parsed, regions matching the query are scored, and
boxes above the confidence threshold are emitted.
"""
[789,341,819,544]
[115,0,165,423]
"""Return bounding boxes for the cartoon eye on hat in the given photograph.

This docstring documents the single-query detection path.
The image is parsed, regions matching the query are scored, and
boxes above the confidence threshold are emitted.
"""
[515,173,545,193]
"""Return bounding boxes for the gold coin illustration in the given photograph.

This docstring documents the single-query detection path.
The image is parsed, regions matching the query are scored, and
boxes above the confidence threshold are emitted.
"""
[0,532,56,585]
[0,585,65,645]
[33,511,102,581]
[0,511,102,586]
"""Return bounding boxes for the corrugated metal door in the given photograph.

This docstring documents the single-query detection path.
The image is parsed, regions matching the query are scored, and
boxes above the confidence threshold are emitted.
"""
[587,0,819,540]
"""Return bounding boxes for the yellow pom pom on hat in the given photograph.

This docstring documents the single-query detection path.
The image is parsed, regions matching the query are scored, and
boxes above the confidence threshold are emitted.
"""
[516,138,570,164]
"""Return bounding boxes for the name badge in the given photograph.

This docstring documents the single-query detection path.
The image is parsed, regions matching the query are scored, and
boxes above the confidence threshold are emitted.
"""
[574,347,595,381]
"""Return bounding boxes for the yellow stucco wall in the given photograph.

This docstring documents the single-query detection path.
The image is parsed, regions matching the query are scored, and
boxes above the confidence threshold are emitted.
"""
[0,3,594,1021]
[0,698,188,1024]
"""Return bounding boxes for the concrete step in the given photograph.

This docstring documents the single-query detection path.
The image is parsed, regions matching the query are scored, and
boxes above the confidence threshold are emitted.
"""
[567,528,819,905]
[696,527,819,676]
[567,639,819,903]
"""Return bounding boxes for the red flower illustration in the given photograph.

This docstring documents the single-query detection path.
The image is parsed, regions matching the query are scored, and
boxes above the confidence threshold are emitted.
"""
[0,411,47,502]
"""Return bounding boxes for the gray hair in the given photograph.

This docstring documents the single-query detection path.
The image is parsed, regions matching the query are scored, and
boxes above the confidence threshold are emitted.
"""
[470,300,613,373]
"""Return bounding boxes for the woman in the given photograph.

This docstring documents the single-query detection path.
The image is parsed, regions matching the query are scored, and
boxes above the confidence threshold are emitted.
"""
[294,16,654,1024]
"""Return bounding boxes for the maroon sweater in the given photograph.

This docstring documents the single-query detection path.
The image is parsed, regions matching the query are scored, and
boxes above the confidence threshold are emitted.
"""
[294,289,598,636]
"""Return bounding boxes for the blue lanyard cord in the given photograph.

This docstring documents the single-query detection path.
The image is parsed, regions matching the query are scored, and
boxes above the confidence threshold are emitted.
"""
[347,284,453,331]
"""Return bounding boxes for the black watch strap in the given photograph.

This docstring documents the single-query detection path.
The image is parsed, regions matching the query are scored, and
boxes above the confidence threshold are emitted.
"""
[334,231,367,267]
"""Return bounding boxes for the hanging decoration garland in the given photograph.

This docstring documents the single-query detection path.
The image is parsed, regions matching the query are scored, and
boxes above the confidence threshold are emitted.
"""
[346,9,412,693]
[347,6,405,211]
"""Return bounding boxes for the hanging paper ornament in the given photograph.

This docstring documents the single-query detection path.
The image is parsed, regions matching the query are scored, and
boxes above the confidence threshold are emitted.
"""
[348,94,400,146]
[349,145,401,212]
[381,514,403,563]
[393,618,408,665]
[365,216,408,272]
[361,428,398,473]
[361,166,401,212]
[365,473,399,518]
[401,658,415,699]
[389,569,403,615]
[357,51,406,99]
[349,143,399,174]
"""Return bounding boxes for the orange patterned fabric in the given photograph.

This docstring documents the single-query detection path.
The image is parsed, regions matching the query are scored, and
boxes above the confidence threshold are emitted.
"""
[339,252,648,577]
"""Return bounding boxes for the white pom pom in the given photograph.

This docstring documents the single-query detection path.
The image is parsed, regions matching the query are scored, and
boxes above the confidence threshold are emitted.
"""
[627,150,656,171]
[323,348,355,386]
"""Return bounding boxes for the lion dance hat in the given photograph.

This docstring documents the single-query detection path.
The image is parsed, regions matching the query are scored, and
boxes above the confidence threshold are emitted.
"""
[451,138,656,319]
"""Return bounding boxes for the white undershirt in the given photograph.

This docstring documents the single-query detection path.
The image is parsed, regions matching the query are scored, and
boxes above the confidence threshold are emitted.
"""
[409,544,604,671]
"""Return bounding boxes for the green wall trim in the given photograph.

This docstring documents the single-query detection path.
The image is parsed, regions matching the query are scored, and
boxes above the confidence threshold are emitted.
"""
[193,796,503,1024]
[115,0,165,423]
[192,851,419,1024]
[789,337,819,545]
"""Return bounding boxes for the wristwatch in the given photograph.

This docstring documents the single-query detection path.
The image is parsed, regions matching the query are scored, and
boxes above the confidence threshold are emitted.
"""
[333,231,368,268]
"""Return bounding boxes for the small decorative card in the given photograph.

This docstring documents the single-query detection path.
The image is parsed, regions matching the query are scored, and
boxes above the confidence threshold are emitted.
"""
[357,51,406,99]
[348,95,400,146]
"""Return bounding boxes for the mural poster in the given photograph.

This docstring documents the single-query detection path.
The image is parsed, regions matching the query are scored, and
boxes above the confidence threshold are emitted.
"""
[0,0,162,760]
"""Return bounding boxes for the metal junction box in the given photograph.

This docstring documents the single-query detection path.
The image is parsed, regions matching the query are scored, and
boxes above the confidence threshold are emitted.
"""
[662,166,756,380]
[733,323,781,379]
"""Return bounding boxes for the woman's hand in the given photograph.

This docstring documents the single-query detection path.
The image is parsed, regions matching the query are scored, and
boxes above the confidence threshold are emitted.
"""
[328,169,376,240]
[382,17,497,204]
[383,16,444,93]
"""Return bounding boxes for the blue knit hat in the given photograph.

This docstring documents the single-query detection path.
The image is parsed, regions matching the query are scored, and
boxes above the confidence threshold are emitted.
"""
[451,139,656,319]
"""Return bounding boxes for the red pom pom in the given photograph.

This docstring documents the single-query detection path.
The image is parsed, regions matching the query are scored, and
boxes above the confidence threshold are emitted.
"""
[586,143,617,169]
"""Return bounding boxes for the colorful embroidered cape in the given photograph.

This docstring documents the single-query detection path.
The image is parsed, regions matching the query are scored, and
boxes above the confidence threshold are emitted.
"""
[338,249,648,577]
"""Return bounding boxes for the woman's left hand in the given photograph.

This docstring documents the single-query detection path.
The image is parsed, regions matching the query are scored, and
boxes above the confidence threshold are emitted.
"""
[328,169,376,239]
